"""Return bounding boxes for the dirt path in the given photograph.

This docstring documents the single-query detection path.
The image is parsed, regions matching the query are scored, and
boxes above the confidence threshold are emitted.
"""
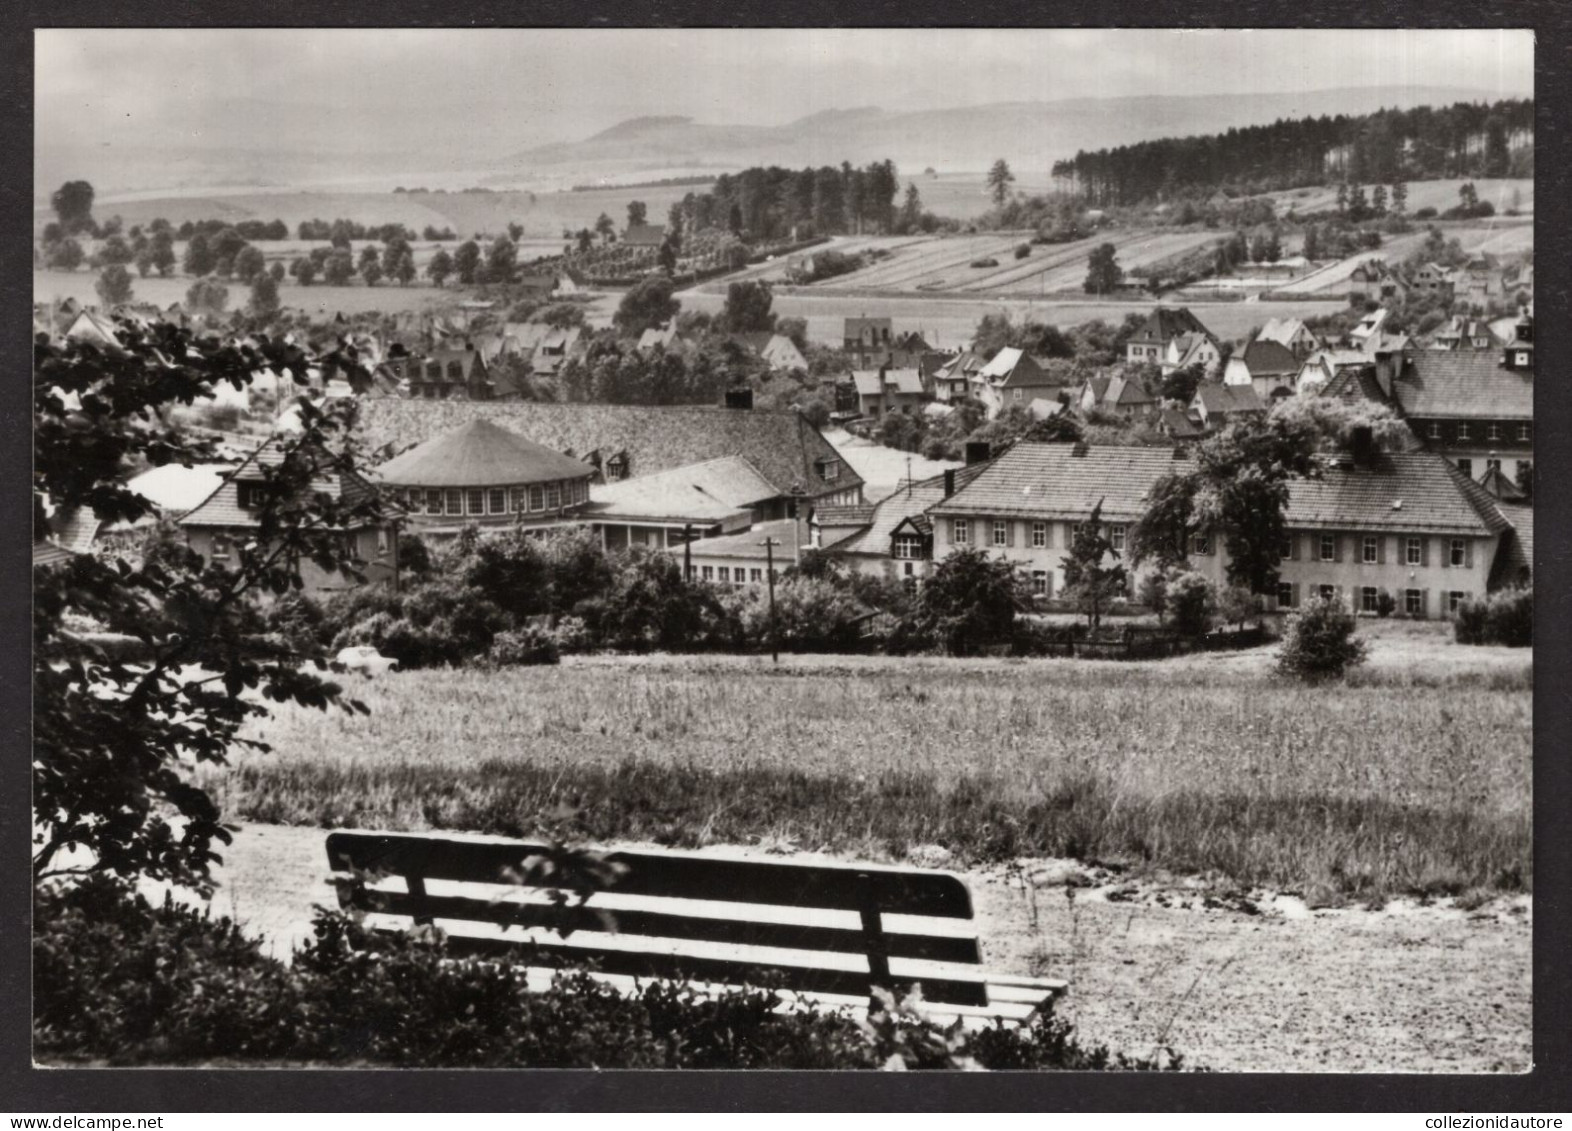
[180,824,1530,1074]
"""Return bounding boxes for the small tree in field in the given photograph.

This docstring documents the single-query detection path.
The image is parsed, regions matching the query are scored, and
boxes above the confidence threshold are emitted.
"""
[1060,500,1127,631]
[95,265,133,307]
[895,546,1025,656]
[1277,596,1368,681]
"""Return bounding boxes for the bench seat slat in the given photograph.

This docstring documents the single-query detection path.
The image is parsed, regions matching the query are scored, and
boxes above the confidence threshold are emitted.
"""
[328,832,974,919]
[359,915,994,1007]
[346,886,983,966]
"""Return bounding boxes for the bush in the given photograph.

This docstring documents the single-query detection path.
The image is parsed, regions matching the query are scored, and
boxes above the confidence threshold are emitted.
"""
[970,257,999,268]
[1167,571,1216,637]
[1375,590,1396,619]
[1456,589,1531,647]
[488,626,560,666]
[1277,596,1368,681]
[1413,206,1438,220]
[34,877,1174,1070]
[1014,243,1031,260]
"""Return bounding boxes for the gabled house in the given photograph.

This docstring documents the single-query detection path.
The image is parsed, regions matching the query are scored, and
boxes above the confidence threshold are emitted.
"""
[1256,317,1320,359]
[179,437,397,594]
[406,344,493,401]
[1124,307,1213,366]
[817,462,991,585]
[1223,339,1301,401]
[759,333,809,373]
[932,349,987,403]
[1409,262,1457,299]
[1077,373,1157,420]
[853,366,927,417]
[976,348,1065,419]
[844,317,893,365]
[1348,261,1410,305]
[1429,317,1497,352]
[1192,383,1265,428]
[1159,332,1223,378]
[637,324,680,351]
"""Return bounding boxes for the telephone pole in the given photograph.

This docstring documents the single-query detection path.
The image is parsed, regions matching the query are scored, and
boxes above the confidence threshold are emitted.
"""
[760,537,782,664]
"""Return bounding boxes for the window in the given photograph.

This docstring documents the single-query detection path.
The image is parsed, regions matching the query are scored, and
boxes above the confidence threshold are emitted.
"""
[717,567,730,582]
[1320,534,1336,562]
[211,534,232,561]
[894,534,923,560]
[237,482,272,510]
[545,482,561,509]
[1032,522,1047,549]
[528,485,545,512]
[1280,535,1294,561]
[1486,458,1501,475]
[1191,532,1213,556]
[488,488,507,515]
[1457,422,1470,440]
[1361,586,1379,613]
[1406,537,1422,566]
[467,489,485,515]
[1032,570,1049,596]
[1277,582,1294,609]
[820,459,841,482]
[1448,591,1467,615]
[1013,389,1022,402]
[1450,539,1467,567]
[424,490,442,516]
[445,489,463,516]
[702,566,714,580]
[992,520,1008,547]
[952,518,970,545]
[509,487,523,513]
[1405,588,1423,616]
[750,568,762,584]
[1518,424,1531,442]
[1362,535,1378,564]
[1429,422,1441,440]
[1515,351,1529,368]
[1488,423,1501,441]
[1111,525,1126,553]
[1456,458,1473,479]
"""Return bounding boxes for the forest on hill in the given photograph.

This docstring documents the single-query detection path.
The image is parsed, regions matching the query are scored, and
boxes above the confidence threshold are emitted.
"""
[1052,99,1534,206]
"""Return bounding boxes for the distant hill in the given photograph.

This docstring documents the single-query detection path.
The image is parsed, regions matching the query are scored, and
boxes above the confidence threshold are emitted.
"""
[488,86,1505,181]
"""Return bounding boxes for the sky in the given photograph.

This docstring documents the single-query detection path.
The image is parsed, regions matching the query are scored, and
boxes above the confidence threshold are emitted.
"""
[36,27,1534,155]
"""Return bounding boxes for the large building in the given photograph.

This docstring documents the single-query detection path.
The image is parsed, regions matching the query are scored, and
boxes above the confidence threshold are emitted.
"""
[923,440,1523,617]
[372,418,596,539]
[584,456,775,551]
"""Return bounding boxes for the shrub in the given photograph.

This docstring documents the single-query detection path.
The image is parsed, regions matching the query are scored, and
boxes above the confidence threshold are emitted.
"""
[1014,243,1031,260]
[488,626,560,666]
[1216,586,1261,628]
[1413,206,1438,220]
[34,877,1173,1070]
[1457,589,1531,647]
[1277,596,1368,681]
[1375,590,1396,619]
[1167,571,1216,637]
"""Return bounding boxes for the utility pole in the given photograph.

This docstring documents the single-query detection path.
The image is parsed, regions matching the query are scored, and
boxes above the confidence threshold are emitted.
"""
[760,537,782,664]
[682,523,693,581]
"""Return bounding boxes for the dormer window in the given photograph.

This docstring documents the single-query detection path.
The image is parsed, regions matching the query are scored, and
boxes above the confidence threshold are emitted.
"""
[893,534,923,560]
[818,458,841,481]
[236,481,274,510]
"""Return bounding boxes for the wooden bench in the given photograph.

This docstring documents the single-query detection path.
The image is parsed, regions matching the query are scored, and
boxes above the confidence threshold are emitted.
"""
[326,830,1066,1027]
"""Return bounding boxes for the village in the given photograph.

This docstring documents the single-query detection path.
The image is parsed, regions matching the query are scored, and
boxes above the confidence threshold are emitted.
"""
[28,29,1540,1093]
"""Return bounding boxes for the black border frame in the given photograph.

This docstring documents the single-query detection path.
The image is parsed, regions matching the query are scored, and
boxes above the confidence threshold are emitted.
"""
[5,2,1569,1112]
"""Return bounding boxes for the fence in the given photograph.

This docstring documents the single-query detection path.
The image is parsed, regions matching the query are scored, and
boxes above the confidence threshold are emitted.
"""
[1018,623,1269,660]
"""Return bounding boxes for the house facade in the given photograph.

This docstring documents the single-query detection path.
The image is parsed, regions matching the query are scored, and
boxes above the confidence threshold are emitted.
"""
[1124,307,1214,366]
[1223,339,1301,401]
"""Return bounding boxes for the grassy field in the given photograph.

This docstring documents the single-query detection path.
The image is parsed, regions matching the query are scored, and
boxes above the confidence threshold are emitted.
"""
[1262,178,1533,217]
[214,620,1530,906]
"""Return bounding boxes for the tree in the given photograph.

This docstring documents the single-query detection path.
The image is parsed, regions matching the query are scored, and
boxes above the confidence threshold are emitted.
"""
[249,273,281,317]
[627,201,648,229]
[355,245,381,287]
[1060,500,1127,630]
[987,159,1015,210]
[595,213,616,244]
[95,235,134,267]
[426,248,454,287]
[1158,362,1204,405]
[1391,181,1408,217]
[507,221,524,242]
[718,280,776,334]
[393,250,416,286]
[234,245,267,283]
[613,276,680,336]
[95,265,134,307]
[183,233,217,277]
[49,239,85,272]
[149,230,177,277]
[33,324,387,893]
[485,237,517,284]
[51,180,96,235]
[576,229,594,254]
[1371,184,1388,217]
[895,546,1025,656]
[269,260,286,284]
[1083,242,1123,295]
[453,240,481,285]
[899,182,923,231]
[186,276,229,316]
[1347,183,1369,222]
[1336,182,1348,215]
[291,257,319,286]
[657,240,677,276]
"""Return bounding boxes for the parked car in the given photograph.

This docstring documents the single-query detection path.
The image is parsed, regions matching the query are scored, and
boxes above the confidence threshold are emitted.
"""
[335,645,399,676]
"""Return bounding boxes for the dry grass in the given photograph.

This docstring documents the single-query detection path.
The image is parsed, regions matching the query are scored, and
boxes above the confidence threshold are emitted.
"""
[214,621,1530,902]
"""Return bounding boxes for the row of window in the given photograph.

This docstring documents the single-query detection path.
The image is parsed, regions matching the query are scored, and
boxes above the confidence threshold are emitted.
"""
[395,479,589,517]
[949,519,1133,552]
[1277,583,1469,617]
[1282,533,1473,568]
[690,565,780,584]
[1455,457,1528,481]
[1427,421,1531,443]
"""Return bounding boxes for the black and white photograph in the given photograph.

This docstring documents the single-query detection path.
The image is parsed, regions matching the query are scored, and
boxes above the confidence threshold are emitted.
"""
[25,21,1548,1096]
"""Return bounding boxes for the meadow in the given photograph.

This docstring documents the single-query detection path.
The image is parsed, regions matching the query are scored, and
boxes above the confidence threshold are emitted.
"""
[216,621,1531,907]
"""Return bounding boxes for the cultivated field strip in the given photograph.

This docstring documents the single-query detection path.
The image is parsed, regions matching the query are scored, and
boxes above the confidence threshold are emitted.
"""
[819,235,1025,291]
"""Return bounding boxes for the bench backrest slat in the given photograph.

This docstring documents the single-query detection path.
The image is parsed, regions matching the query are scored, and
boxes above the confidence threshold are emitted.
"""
[327,832,975,919]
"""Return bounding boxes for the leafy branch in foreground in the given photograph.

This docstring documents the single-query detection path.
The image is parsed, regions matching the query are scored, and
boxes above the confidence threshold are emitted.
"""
[33,321,391,894]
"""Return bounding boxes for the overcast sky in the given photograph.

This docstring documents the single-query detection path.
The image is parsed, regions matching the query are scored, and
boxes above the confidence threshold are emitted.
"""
[37,28,1533,154]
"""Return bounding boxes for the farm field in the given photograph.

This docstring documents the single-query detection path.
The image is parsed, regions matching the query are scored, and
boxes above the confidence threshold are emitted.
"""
[218,619,1530,906]
[1262,178,1533,217]
[34,269,458,317]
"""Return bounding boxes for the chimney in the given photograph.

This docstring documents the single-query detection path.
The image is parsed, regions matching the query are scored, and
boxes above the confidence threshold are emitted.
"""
[1351,425,1375,468]
[943,468,956,498]
[964,441,991,466]
[723,387,754,410]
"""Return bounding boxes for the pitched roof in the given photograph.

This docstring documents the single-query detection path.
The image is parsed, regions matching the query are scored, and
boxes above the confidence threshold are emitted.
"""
[1286,452,1509,535]
[815,504,877,529]
[1127,306,1211,347]
[638,324,679,350]
[33,540,74,569]
[584,456,776,524]
[1257,317,1313,348]
[374,418,595,487]
[931,444,1182,522]
[1237,339,1300,378]
[1319,365,1388,405]
[853,368,924,397]
[1195,384,1264,415]
[759,334,807,370]
[128,463,234,516]
[180,438,379,530]
[685,517,803,562]
[357,401,863,501]
[1106,374,1156,407]
[1392,351,1533,420]
[831,463,991,556]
